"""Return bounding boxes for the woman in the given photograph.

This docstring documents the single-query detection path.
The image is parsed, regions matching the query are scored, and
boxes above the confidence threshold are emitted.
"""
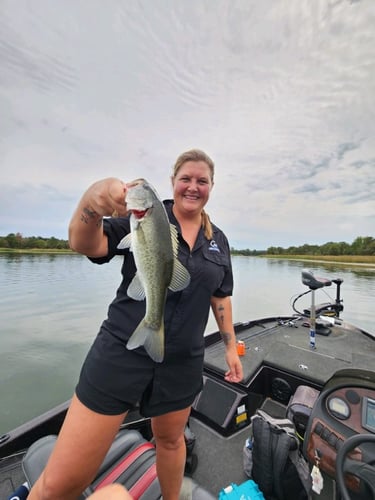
[29,149,243,500]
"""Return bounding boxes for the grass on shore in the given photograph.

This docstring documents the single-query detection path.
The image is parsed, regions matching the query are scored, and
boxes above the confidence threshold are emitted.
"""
[0,248,73,254]
[264,254,375,265]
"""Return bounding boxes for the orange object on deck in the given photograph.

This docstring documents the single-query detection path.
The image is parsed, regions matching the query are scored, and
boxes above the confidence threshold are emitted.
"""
[236,341,246,356]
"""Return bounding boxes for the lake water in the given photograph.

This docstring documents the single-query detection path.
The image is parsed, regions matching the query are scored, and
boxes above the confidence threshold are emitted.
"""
[1,253,374,435]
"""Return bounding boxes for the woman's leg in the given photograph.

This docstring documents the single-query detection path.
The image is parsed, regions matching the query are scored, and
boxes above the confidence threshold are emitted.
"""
[151,407,191,500]
[28,394,127,500]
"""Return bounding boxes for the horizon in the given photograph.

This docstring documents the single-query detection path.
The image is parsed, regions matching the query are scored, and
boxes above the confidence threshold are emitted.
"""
[1,231,373,253]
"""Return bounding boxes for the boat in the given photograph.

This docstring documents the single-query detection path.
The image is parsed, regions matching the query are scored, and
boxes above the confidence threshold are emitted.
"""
[1,269,374,499]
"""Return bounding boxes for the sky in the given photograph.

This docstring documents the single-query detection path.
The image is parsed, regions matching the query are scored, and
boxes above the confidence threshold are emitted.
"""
[1,0,374,250]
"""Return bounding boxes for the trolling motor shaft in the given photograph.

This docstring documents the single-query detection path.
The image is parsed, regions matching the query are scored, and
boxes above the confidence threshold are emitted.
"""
[301,270,332,349]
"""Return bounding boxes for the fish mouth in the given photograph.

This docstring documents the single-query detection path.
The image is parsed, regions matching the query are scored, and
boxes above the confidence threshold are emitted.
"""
[127,178,145,189]
[132,209,148,219]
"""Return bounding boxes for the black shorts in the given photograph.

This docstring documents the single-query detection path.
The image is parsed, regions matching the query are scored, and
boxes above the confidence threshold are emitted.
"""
[75,326,204,417]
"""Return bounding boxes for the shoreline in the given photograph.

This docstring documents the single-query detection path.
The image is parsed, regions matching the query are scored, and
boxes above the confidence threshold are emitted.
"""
[1,248,374,266]
[261,255,375,267]
[0,248,73,255]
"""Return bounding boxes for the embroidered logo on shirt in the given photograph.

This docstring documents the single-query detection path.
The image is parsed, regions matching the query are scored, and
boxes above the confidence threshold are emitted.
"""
[209,240,220,252]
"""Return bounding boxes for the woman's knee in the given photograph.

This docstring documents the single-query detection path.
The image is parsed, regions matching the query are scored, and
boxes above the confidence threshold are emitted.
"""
[154,430,185,451]
[151,408,190,440]
[32,469,91,500]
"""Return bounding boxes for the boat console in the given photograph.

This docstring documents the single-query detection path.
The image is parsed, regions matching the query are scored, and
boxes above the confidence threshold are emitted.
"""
[304,369,375,499]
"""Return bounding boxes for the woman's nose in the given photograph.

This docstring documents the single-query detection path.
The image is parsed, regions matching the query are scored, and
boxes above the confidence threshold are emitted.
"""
[187,180,198,190]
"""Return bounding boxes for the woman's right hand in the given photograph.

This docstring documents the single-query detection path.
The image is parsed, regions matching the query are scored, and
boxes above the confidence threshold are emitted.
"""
[82,178,128,218]
[69,178,128,257]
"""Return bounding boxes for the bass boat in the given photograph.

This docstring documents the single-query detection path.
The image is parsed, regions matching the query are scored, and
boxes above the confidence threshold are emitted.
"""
[1,269,374,500]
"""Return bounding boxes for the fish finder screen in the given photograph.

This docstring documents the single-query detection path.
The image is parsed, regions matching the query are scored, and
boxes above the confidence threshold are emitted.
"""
[363,397,375,433]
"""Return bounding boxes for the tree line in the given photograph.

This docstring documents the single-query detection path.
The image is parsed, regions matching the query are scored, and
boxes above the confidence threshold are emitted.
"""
[0,233,70,250]
[1,233,374,255]
[232,236,375,256]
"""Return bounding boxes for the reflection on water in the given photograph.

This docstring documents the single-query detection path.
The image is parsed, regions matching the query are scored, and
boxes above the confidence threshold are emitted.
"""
[0,254,374,434]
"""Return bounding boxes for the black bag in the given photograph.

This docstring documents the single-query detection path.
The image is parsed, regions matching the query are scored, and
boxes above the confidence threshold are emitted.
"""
[244,410,311,500]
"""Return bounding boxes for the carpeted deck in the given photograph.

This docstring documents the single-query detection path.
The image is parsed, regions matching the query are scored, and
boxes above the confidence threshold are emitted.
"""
[0,452,27,498]
[190,398,287,495]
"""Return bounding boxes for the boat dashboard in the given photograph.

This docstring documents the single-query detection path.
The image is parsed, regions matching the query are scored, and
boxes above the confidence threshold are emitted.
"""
[303,369,375,498]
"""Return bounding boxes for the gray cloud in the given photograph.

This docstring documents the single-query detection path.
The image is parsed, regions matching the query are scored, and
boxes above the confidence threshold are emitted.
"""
[1,0,374,249]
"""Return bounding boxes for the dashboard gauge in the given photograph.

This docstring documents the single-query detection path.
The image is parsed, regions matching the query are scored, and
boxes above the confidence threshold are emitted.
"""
[327,397,350,420]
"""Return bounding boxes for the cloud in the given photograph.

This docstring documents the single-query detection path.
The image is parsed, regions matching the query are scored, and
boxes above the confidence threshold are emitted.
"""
[0,183,75,238]
[0,0,374,249]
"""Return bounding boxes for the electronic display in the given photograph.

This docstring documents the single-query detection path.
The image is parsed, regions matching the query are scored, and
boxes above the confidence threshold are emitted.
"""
[362,397,375,433]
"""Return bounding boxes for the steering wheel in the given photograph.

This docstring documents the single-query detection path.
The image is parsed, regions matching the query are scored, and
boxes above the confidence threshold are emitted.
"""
[336,434,375,500]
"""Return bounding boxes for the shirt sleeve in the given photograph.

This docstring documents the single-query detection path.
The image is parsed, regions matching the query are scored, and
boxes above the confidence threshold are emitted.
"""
[212,231,234,298]
[89,216,131,264]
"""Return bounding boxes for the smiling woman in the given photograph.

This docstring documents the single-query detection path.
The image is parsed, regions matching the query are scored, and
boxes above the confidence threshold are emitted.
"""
[25,149,243,500]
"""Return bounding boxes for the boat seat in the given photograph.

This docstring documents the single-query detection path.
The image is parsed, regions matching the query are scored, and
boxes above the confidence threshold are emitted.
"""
[22,429,215,500]
[301,269,331,290]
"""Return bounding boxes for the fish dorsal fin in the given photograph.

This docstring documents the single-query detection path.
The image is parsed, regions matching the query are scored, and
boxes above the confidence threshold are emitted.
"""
[117,233,132,250]
[169,223,191,292]
[127,273,146,300]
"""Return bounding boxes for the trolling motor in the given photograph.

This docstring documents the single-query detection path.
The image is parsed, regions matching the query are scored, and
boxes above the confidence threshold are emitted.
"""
[303,277,344,319]
[301,270,333,349]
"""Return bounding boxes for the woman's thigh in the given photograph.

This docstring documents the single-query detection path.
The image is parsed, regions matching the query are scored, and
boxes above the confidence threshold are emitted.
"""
[41,394,127,491]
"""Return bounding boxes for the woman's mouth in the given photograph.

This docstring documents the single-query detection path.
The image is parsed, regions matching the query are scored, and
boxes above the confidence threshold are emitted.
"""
[184,194,199,200]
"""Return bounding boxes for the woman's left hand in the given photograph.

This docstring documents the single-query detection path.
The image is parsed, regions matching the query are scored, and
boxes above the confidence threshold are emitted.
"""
[224,349,244,383]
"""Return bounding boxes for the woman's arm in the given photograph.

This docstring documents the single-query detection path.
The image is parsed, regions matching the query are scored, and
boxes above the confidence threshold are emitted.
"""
[69,178,127,257]
[210,295,243,383]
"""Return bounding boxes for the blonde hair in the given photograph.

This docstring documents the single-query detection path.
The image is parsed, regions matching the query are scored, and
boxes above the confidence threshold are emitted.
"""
[173,149,214,240]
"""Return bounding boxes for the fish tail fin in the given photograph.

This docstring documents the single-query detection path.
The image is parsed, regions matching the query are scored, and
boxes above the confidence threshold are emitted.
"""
[126,320,164,362]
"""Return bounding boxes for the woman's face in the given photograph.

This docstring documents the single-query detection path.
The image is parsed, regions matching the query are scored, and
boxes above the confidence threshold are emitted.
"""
[172,160,213,216]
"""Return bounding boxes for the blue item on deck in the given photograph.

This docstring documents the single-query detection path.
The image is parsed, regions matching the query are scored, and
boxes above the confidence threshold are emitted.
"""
[218,479,265,500]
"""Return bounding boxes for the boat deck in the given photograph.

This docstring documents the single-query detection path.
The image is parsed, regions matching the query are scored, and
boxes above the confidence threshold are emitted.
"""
[204,316,374,387]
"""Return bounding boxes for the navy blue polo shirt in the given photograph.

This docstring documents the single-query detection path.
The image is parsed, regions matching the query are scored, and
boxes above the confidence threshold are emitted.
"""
[90,200,233,360]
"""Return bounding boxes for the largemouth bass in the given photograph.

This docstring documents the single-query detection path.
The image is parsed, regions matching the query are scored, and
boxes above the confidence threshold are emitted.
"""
[117,179,190,362]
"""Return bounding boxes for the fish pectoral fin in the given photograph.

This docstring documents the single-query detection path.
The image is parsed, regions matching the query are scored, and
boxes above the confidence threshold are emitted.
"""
[127,273,146,300]
[169,259,191,292]
[170,224,179,256]
[168,223,190,292]
[117,233,132,250]
[127,320,164,362]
